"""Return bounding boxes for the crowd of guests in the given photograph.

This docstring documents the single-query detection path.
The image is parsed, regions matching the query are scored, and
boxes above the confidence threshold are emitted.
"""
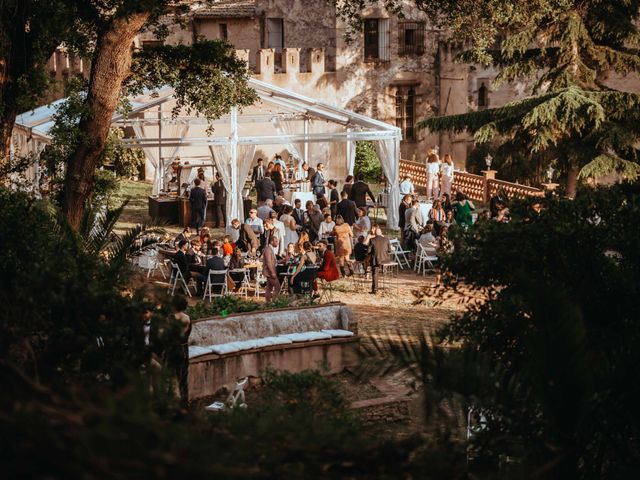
[171,163,394,297]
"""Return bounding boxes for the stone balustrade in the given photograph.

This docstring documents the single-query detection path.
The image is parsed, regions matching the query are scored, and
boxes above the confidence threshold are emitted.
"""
[399,159,546,203]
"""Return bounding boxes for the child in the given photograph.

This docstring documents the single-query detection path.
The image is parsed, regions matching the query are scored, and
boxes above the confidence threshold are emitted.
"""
[353,235,368,262]
[222,234,234,256]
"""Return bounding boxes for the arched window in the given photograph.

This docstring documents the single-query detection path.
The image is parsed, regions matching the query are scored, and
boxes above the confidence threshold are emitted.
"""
[478,82,488,108]
[395,86,417,141]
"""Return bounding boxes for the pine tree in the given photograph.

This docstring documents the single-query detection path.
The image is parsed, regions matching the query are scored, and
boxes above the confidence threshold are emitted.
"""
[415,0,640,196]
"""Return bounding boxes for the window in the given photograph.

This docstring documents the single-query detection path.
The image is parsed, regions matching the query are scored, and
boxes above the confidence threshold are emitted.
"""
[219,23,228,41]
[141,40,163,50]
[478,81,489,109]
[267,18,284,53]
[364,18,390,61]
[399,22,425,55]
[396,86,417,141]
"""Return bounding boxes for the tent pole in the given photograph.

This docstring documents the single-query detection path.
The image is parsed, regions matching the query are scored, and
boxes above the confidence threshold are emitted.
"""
[230,107,239,221]
[303,117,309,164]
[158,105,163,193]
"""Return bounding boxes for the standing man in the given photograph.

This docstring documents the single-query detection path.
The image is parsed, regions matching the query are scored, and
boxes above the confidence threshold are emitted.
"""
[252,158,265,187]
[211,172,227,229]
[349,173,376,209]
[262,236,281,302]
[302,162,315,184]
[336,191,357,226]
[256,174,276,203]
[328,179,340,219]
[366,225,392,294]
[189,178,208,234]
[292,198,305,228]
[399,174,415,197]
[399,195,413,247]
[311,163,327,200]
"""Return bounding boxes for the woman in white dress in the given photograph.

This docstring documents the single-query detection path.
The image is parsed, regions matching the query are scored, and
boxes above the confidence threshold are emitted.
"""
[440,154,454,196]
[279,205,299,249]
[426,149,441,200]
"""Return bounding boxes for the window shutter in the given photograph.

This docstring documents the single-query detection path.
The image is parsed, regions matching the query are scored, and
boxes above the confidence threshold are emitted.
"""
[378,18,390,61]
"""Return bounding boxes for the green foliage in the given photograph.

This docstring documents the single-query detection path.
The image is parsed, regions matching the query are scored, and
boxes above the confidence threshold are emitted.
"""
[102,128,146,178]
[127,40,257,128]
[435,185,640,476]
[354,140,382,182]
[186,295,315,320]
[408,0,640,188]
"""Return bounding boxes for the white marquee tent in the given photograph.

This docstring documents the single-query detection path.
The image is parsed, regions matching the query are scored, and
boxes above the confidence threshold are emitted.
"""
[13,78,402,228]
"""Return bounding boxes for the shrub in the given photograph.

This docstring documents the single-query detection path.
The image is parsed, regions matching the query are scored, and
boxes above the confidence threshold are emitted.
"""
[354,141,383,182]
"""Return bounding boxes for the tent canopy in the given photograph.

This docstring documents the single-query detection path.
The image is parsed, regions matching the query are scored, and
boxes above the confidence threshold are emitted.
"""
[13,78,402,228]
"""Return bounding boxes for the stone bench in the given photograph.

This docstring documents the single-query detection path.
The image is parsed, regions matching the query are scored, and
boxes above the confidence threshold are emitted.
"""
[188,302,359,399]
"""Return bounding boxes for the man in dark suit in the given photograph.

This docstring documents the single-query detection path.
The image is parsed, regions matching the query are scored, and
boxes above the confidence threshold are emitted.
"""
[399,194,412,246]
[231,219,259,257]
[336,191,357,226]
[367,225,392,294]
[311,163,327,199]
[302,162,315,184]
[211,172,227,228]
[174,240,191,281]
[251,158,265,187]
[189,178,208,234]
[256,175,276,203]
[349,173,376,208]
[292,199,304,228]
[197,246,226,295]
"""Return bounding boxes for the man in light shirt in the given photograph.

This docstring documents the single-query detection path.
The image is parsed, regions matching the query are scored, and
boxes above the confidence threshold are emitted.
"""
[245,209,264,235]
[257,199,275,221]
[399,174,415,196]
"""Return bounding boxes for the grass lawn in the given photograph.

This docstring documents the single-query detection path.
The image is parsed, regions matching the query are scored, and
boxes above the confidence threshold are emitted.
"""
[112,179,153,232]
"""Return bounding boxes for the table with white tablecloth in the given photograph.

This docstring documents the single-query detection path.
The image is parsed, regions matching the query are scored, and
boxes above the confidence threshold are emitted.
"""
[419,202,432,223]
[284,190,314,206]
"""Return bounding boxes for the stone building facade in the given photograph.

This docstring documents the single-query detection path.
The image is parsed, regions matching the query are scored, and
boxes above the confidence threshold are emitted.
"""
[43,0,640,169]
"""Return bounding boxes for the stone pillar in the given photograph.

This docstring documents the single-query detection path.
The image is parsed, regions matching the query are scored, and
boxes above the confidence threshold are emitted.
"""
[309,48,325,75]
[256,49,275,76]
[482,169,497,203]
[235,49,250,68]
[282,48,300,74]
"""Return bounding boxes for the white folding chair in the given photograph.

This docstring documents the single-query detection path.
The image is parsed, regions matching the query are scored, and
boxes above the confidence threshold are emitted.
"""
[205,377,248,412]
[229,268,250,298]
[389,238,412,269]
[318,278,334,303]
[414,244,438,275]
[254,268,267,297]
[203,269,229,301]
[351,260,368,292]
[168,261,192,297]
[138,249,167,279]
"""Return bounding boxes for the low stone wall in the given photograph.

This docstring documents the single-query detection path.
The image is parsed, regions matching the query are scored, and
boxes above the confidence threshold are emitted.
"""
[188,303,360,399]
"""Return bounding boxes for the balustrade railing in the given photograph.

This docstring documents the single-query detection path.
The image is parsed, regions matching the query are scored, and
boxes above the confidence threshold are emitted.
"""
[398,159,545,203]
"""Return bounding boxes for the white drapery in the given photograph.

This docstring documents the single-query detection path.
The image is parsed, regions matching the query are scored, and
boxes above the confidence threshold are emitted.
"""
[209,144,233,219]
[133,120,188,195]
[209,143,256,222]
[271,117,304,173]
[346,128,356,176]
[375,138,401,230]
[235,144,257,221]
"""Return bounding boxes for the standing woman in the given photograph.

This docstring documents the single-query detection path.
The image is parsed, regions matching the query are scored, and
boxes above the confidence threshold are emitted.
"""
[426,149,441,200]
[266,161,275,178]
[333,215,353,276]
[279,205,299,248]
[441,154,454,196]
[271,163,284,196]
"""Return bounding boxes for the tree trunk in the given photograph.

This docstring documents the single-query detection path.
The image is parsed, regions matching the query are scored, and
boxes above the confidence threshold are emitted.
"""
[63,13,149,229]
[566,161,579,199]
[0,105,18,166]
